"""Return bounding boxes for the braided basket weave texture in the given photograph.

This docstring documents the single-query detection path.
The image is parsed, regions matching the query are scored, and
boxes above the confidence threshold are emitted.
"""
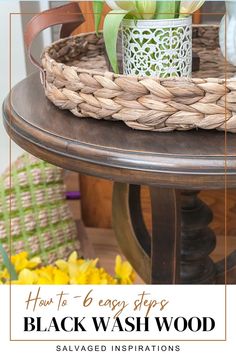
[42,26,236,132]
[0,153,79,266]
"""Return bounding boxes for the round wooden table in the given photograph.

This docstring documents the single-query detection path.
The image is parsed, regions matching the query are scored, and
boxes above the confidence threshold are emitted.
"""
[3,73,236,284]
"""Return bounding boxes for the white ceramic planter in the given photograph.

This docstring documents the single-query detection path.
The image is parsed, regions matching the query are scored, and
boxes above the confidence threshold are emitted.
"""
[121,17,192,78]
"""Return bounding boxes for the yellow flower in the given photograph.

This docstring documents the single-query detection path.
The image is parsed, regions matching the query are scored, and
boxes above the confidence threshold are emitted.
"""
[0,268,9,282]
[97,268,116,284]
[70,271,88,285]
[27,256,41,269]
[56,252,116,284]
[1,250,135,285]
[87,268,116,284]
[11,252,41,273]
[35,265,69,285]
[68,259,100,284]
[11,269,38,284]
[115,255,135,284]
[68,251,78,263]
[53,269,70,285]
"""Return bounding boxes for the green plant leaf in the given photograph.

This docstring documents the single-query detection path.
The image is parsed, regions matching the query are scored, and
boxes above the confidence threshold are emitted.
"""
[155,1,176,19]
[175,1,181,18]
[103,9,128,73]
[93,0,104,34]
[135,0,156,19]
[0,243,18,281]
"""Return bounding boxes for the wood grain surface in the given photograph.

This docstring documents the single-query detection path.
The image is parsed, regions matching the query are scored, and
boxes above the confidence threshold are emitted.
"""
[79,176,236,239]
[65,173,236,283]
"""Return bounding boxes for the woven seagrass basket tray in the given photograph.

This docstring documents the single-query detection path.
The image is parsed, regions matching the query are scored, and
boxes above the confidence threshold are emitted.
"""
[25,3,236,133]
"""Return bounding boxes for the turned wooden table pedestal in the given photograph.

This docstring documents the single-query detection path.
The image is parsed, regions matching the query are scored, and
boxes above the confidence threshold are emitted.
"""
[3,73,236,284]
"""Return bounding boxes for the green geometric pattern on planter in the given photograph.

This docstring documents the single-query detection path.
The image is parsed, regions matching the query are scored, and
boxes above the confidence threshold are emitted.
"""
[0,153,80,268]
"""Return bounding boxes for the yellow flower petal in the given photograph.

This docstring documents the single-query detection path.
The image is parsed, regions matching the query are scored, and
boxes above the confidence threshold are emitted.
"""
[68,251,78,263]
[53,269,69,285]
[18,269,38,284]
[35,265,54,283]
[27,257,41,269]
[68,263,81,279]
[11,251,28,263]
[115,255,135,284]
[70,272,88,285]
[36,277,52,285]
[0,268,9,281]
[55,260,69,273]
